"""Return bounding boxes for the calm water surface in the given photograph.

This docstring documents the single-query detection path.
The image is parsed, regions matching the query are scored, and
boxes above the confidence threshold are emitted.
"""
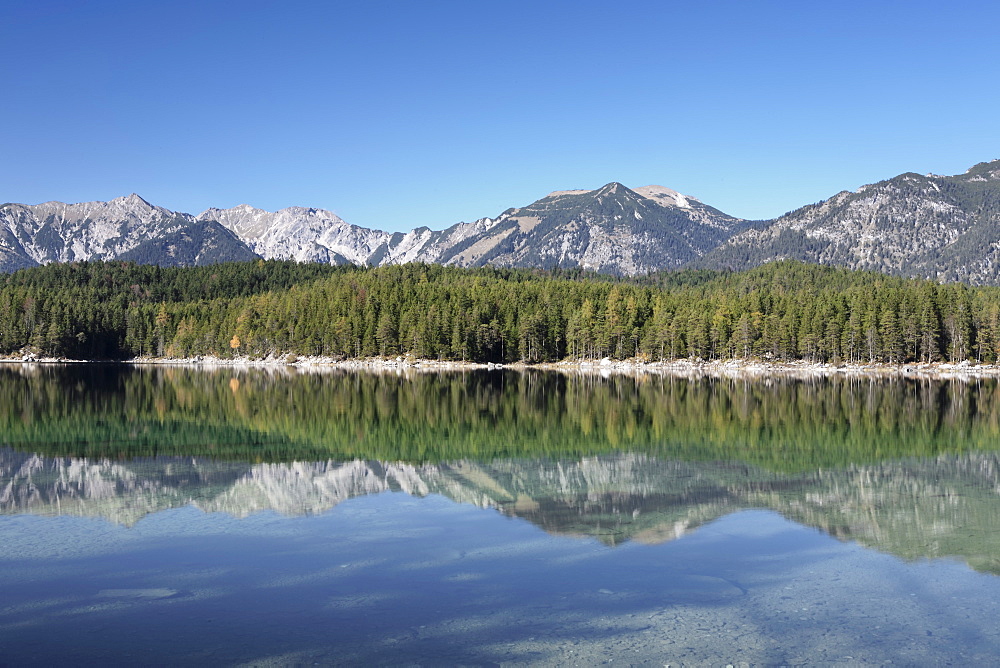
[2,365,1000,665]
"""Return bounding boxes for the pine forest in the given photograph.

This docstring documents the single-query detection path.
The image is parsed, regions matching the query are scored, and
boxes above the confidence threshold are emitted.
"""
[0,259,997,365]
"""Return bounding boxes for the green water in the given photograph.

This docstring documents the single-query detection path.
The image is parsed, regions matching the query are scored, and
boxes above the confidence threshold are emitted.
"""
[3,363,998,468]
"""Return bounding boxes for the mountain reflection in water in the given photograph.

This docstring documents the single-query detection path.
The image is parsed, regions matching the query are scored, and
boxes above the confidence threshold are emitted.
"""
[4,449,1000,574]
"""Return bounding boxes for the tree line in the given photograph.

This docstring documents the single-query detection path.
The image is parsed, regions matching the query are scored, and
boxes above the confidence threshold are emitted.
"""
[1,258,999,364]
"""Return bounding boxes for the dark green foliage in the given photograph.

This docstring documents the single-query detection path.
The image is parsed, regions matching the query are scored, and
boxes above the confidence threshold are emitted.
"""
[0,260,349,358]
[4,258,1000,364]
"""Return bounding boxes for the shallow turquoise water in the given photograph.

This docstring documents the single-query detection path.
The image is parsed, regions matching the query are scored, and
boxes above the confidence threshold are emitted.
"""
[3,493,1000,666]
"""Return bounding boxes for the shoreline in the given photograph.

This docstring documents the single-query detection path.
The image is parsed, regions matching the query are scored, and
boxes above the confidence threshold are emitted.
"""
[3,353,1000,380]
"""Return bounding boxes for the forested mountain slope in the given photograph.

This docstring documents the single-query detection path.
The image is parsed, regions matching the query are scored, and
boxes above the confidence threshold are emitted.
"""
[694,160,1000,284]
[419,182,748,273]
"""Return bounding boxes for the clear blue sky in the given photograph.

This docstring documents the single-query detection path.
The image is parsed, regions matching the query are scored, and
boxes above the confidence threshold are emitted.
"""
[5,0,999,230]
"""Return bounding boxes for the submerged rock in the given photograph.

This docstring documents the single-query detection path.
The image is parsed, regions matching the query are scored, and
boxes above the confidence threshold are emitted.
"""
[97,588,179,600]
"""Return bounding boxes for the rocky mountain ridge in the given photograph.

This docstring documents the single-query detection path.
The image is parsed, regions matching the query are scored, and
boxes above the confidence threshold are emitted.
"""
[1,183,747,275]
[695,160,1000,284]
[0,194,256,271]
[4,159,1000,280]
[195,181,748,273]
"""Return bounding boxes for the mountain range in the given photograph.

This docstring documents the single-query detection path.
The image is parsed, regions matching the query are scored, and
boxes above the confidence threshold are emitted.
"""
[3,159,999,282]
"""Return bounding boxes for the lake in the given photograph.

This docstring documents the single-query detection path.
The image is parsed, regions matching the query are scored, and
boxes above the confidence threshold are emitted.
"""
[2,364,1000,665]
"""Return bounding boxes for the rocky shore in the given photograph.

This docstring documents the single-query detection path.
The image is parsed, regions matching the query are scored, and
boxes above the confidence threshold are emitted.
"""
[0,352,992,381]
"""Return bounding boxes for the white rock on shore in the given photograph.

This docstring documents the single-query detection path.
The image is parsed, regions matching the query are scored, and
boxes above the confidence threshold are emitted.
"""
[4,353,1000,380]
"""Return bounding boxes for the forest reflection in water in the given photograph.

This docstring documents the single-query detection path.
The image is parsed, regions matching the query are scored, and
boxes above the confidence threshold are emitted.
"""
[2,364,1000,573]
[4,365,1000,664]
[2,362,999,468]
